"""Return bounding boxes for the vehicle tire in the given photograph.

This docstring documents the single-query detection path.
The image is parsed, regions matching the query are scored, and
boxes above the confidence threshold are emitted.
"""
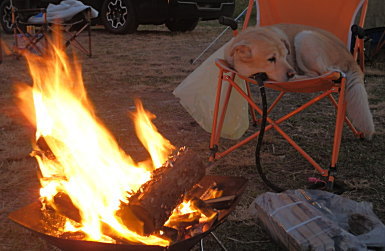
[100,0,137,34]
[0,0,13,34]
[166,18,199,32]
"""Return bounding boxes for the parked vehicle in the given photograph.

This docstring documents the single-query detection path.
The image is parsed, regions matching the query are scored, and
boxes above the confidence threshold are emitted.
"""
[0,0,235,34]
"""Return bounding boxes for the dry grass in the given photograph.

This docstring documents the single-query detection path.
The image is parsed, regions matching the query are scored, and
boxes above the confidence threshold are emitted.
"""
[0,21,384,250]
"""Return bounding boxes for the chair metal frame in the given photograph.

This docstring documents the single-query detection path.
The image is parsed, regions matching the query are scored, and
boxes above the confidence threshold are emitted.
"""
[209,0,368,184]
[48,7,92,57]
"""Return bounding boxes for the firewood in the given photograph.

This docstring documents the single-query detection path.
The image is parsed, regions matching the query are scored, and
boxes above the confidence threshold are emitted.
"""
[116,147,207,235]
[279,193,329,250]
[296,202,335,249]
[166,212,201,230]
[188,197,217,218]
[47,192,81,223]
[269,193,316,250]
[203,195,236,209]
[252,191,365,251]
[35,136,56,160]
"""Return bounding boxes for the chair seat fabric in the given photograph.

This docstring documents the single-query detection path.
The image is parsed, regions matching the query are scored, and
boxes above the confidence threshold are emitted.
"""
[215,59,342,93]
[264,72,340,93]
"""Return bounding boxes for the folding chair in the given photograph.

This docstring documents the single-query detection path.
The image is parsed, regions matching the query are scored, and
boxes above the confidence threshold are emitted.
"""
[11,0,92,57]
[209,0,368,190]
[11,0,48,56]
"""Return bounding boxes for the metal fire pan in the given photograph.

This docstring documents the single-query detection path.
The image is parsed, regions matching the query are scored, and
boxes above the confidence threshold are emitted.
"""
[9,175,247,251]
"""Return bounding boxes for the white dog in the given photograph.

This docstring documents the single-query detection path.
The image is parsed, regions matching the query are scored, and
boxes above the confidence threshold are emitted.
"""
[225,24,375,139]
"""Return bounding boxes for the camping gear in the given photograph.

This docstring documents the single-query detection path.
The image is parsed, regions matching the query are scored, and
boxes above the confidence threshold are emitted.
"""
[209,0,368,191]
[173,43,250,140]
[11,0,97,56]
[249,189,385,250]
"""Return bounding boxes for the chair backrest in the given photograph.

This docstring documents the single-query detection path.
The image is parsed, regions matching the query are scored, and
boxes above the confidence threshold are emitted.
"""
[255,0,368,49]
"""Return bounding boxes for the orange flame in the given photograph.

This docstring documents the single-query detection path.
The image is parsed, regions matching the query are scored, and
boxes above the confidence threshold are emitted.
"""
[132,100,175,170]
[16,33,174,246]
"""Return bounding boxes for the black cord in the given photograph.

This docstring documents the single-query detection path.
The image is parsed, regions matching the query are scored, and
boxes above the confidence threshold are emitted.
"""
[253,73,284,193]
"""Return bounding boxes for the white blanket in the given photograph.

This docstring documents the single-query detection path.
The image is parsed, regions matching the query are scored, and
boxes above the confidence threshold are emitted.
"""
[28,0,98,24]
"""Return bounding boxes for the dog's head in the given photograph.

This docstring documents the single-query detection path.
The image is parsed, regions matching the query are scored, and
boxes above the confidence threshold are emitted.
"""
[225,27,295,82]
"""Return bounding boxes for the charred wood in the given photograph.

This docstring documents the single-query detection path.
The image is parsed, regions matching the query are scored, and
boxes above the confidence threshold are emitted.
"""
[203,195,236,210]
[48,192,82,223]
[35,136,56,160]
[117,148,207,235]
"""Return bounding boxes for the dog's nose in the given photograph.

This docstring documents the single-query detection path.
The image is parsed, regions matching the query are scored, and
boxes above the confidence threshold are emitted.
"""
[287,69,296,80]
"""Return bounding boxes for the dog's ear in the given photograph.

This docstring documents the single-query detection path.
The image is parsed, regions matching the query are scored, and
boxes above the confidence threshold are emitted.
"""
[280,39,290,55]
[231,41,253,62]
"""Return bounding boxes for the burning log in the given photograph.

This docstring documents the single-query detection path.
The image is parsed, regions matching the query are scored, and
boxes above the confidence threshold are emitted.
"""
[35,136,56,160]
[50,192,81,223]
[117,147,207,236]
[203,195,236,210]
[166,212,201,230]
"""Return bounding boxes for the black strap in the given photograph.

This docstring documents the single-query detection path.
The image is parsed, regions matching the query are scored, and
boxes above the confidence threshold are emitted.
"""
[253,73,285,192]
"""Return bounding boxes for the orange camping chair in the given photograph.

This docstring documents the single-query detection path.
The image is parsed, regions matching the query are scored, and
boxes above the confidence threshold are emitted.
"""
[209,0,368,191]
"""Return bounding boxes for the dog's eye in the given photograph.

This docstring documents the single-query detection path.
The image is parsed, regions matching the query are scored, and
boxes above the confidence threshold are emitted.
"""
[268,56,276,63]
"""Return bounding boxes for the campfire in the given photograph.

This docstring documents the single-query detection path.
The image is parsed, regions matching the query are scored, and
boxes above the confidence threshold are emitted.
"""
[9,31,247,250]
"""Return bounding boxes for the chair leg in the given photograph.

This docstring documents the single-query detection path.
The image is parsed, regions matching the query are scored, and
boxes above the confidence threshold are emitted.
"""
[64,25,91,56]
[214,81,233,144]
[328,78,347,189]
[210,72,237,149]
[62,9,92,57]
[209,69,225,160]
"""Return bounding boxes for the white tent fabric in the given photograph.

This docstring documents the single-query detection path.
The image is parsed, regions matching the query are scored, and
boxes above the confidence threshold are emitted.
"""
[173,42,249,140]
[28,0,98,24]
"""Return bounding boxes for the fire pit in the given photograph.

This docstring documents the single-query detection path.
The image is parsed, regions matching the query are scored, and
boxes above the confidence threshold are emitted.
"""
[9,175,247,250]
[9,29,247,250]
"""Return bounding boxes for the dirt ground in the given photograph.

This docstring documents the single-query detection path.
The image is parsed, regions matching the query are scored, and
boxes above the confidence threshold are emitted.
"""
[0,22,384,250]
